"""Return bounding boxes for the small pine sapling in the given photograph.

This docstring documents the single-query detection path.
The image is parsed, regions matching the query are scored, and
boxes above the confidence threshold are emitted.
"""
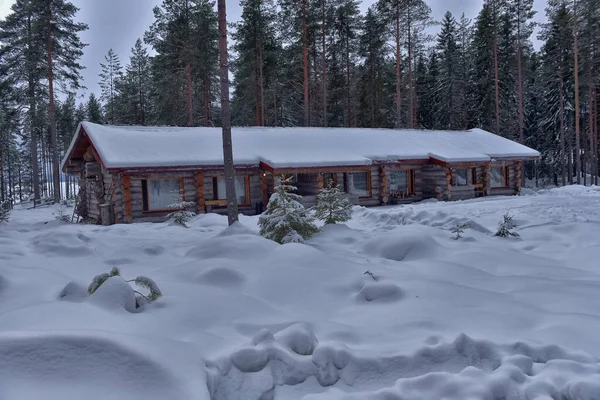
[54,204,72,223]
[258,175,320,244]
[495,213,520,238]
[314,179,353,224]
[450,222,470,239]
[166,189,196,227]
[87,267,163,306]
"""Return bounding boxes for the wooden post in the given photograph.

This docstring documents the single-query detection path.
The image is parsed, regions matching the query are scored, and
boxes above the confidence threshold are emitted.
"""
[196,172,205,213]
[122,175,132,223]
[516,162,523,193]
[484,164,490,195]
[379,166,388,204]
[446,168,452,200]
[317,174,324,190]
[261,172,269,206]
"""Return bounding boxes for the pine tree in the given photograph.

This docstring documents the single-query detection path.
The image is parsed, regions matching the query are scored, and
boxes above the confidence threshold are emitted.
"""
[99,48,122,124]
[231,0,279,126]
[357,6,393,128]
[436,11,462,129]
[40,0,87,202]
[314,179,353,224]
[86,93,103,123]
[259,175,320,244]
[0,0,46,201]
[116,39,151,125]
[145,0,219,127]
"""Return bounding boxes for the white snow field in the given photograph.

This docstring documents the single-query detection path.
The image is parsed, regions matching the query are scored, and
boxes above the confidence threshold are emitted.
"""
[1,186,600,400]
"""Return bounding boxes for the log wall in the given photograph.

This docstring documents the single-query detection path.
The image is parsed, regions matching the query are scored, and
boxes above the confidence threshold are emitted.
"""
[421,165,451,200]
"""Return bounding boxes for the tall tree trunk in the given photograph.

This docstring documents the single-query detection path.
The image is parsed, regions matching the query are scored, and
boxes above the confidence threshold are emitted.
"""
[259,45,265,126]
[560,71,567,185]
[187,62,194,126]
[27,15,40,202]
[517,2,524,144]
[254,57,260,125]
[346,36,352,127]
[322,0,327,127]
[594,85,598,185]
[407,9,414,128]
[302,0,310,126]
[217,0,239,225]
[573,0,581,184]
[46,8,60,202]
[394,8,402,128]
[203,81,211,126]
[494,38,500,135]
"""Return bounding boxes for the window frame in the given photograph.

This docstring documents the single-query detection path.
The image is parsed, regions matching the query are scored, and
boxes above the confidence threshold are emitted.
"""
[206,175,251,207]
[346,171,372,198]
[141,177,184,213]
[389,169,416,196]
[489,166,510,188]
[453,168,474,187]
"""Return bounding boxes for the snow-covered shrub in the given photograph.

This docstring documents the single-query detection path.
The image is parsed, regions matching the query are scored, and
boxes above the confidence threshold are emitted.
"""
[87,267,163,306]
[258,175,320,244]
[314,179,353,224]
[166,189,196,227]
[495,213,520,238]
[0,199,10,224]
[450,222,470,240]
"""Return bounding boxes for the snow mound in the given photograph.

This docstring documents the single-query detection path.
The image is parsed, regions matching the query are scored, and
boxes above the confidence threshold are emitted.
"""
[142,244,165,256]
[216,221,257,237]
[0,333,185,400]
[196,266,246,289]
[309,223,364,246]
[274,323,319,356]
[207,333,600,400]
[363,227,443,261]
[186,234,277,260]
[58,281,88,302]
[356,281,403,303]
[30,231,92,257]
[88,277,137,313]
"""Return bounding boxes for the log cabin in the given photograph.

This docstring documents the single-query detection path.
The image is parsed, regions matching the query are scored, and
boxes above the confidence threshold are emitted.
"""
[61,122,539,225]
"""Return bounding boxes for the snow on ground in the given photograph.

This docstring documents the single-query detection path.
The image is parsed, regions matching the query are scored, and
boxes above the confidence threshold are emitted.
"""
[1,186,600,399]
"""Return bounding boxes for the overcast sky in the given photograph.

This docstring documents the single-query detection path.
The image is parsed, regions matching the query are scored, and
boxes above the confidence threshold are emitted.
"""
[0,0,545,102]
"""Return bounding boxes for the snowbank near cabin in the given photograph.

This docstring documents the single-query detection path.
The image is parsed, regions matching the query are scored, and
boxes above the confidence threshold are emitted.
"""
[1,186,600,399]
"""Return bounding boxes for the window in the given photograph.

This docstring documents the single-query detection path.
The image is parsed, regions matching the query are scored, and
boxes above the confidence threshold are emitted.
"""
[389,170,415,196]
[142,178,182,211]
[346,172,371,197]
[322,173,335,187]
[453,169,473,186]
[212,176,250,204]
[490,166,508,188]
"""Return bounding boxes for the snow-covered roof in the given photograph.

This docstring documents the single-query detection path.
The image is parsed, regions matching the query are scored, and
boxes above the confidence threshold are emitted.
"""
[62,122,540,170]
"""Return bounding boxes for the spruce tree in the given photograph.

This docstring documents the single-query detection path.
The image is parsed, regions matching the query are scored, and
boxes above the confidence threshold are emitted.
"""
[259,175,320,244]
[99,48,122,124]
[357,6,393,128]
[314,179,353,224]
[436,11,462,129]
[86,93,103,123]
[231,0,279,126]
[117,39,151,125]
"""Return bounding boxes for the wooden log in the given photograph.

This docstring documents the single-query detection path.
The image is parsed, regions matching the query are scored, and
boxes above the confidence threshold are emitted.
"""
[317,174,324,191]
[516,162,522,192]
[122,175,132,222]
[196,172,205,213]
[261,173,269,206]
[379,166,388,204]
